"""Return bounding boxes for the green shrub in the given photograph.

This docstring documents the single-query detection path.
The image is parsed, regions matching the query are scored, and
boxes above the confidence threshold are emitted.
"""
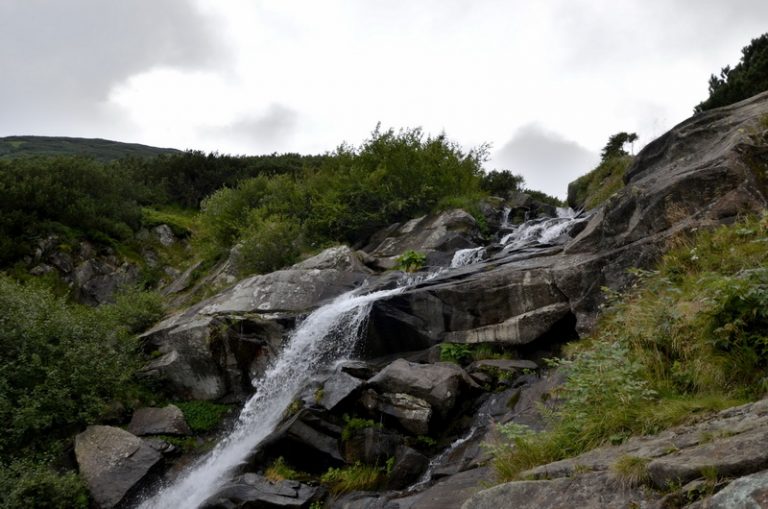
[96,287,165,334]
[491,216,768,482]
[695,33,768,112]
[567,155,633,210]
[341,415,382,442]
[0,460,88,509]
[174,401,230,433]
[234,215,301,275]
[439,343,473,364]
[0,276,139,457]
[394,250,427,273]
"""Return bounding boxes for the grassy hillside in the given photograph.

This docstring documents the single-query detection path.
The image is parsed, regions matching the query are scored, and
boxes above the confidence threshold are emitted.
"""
[492,214,768,480]
[0,135,180,162]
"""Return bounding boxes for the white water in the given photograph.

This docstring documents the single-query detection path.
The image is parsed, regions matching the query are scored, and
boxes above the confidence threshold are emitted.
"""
[500,207,512,228]
[500,207,582,249]
[450,247,484,268]
[138,285,406,509]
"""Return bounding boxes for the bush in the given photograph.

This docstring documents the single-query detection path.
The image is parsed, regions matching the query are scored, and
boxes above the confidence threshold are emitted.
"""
[0,460,88,509]
[567,155,633,210]
[480,170,524,198]
[0,276,139,457]
[174,401,230,433]
[695,33,768,112]
[394,250,427,272]
[234,216,301,275]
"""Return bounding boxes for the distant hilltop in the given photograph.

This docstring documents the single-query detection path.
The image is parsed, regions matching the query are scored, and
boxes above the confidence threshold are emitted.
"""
[0,135,181,162]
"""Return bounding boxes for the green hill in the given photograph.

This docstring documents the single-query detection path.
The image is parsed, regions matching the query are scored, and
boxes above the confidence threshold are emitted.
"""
[0,135,180,161]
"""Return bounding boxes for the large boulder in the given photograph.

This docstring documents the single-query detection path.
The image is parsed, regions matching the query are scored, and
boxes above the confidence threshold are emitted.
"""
[360,390,432,435]
[367,359,477,417]
[200,473,325,509]
[75,425,162,508]
[362,209,481,269]
[127,404,191,436]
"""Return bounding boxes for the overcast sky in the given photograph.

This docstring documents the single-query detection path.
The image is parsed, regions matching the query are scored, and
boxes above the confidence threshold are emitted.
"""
[2,1,767,197]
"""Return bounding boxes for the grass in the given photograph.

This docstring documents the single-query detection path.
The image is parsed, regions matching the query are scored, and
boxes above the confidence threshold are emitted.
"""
[320,463,385,495]
[491,214,768,482]
[341,415,382,442]
[612,455,650,487]
[567,155,633,210]
[174,401,231,433]
[265,457,311,482]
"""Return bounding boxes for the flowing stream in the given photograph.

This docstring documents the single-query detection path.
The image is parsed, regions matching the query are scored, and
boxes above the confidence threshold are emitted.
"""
[138,285,406,509]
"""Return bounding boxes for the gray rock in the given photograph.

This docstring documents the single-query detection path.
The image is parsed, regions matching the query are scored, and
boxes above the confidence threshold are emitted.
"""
[461,472,654,509]
[72,258,140,305]
[344,427,403,465]
[361,390,432,435]
[318,370,364,411]
[444,303,571,345]
[127,404,191,436]
[152,224,176,247]
[688,469,768,508]
[75,425,162,508]
[363,209,480,269]
[386,446,430,490]
[200,473,325,509]
[647,428,768,488]
[468,359,538,374]
[392,467,493,509]
[368,359,476,417]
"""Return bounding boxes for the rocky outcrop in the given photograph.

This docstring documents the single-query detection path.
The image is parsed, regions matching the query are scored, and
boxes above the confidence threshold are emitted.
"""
[362,209,481,269]
[75,425,162,508]
[463,396,768,508]
[127,404,191,436]
[201,473,325,509]
[367,359,477,417]
[141,246,370,400]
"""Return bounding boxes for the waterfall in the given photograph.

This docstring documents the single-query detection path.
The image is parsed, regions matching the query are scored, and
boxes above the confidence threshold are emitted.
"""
[500,208,583,249]
[450,247,484,268]
[500,207,511,228]
[138,284,406,509]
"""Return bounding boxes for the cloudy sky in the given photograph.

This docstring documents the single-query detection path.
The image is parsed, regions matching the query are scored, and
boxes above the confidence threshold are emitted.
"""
[2,1,767,197]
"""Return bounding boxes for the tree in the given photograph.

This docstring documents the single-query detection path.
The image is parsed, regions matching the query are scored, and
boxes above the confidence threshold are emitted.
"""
[601,132,638,161]
[695,33,768,112]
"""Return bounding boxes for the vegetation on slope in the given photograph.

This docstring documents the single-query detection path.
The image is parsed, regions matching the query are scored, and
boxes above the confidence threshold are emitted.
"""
[695,33,768,113]
[0,278,164,507]
[492,214,768,480]
[0,135,180,161]
[567,154,633,210]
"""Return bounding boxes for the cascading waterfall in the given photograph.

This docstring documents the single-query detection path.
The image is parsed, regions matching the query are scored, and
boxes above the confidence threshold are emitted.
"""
[450,247,484,268]
[138,284,406,509]
[500,207,583,249]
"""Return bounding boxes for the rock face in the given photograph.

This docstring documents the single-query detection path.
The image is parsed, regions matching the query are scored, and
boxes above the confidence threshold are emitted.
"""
[367,359,476,417]
[141,246,370,400]
[201,473,325,509]
[75,425,162,508]
[362,209,481,269]
[463,397,768,508]
[127,404,191,436]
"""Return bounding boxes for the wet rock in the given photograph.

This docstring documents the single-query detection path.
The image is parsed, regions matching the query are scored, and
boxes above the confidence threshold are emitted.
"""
[200,473,325,509]
[361,390,432,435]
[367,359,477,417]
[344,427,403,465]
[127,404,191,436]
[444,303,571,345]
[392,467,493,509]
[261,410,344,470]
[75,425,162,508]
[386,446,430,490]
